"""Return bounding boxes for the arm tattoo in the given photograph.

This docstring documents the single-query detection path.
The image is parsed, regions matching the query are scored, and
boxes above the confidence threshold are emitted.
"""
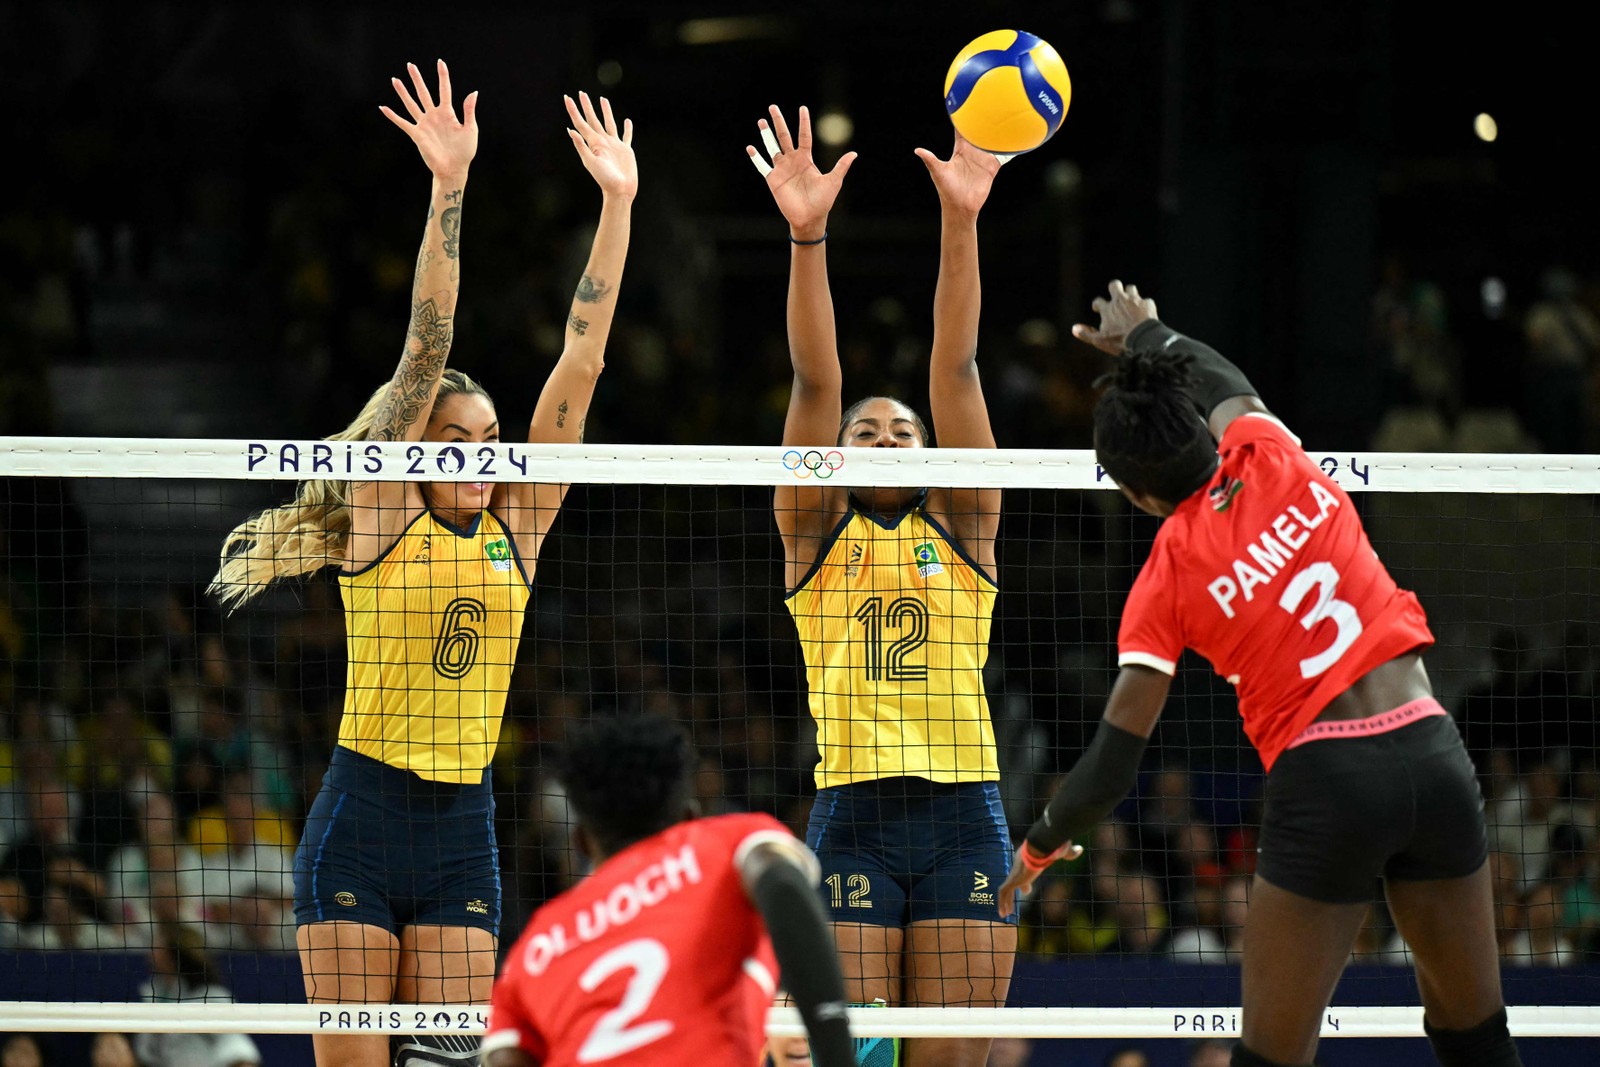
[578,417,586,443]
[556,400,568,428]
[567,311,589,336]
[444,188,462,204]
[574,274,612,304]
[372,296,454,441]
[441,206,462,260]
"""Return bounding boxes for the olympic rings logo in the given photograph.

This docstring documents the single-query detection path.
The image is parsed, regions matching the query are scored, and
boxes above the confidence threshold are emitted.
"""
[782,449,846,480]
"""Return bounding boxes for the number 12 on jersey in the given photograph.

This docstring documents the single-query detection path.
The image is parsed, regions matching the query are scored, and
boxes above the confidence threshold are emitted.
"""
[854,596,929,682]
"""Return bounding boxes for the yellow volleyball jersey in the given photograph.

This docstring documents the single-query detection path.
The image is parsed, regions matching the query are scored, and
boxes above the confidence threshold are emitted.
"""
[338,509,531,784]
[786,499,999,788]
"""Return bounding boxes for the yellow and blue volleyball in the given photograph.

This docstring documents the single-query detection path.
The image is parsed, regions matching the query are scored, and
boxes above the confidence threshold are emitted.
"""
[944,30,1071,155]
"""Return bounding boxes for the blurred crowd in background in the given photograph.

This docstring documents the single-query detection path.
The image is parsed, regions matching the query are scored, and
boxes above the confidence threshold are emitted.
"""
[4,0,1600,1015]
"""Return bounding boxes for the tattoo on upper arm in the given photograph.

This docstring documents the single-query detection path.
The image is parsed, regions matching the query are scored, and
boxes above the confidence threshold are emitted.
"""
[578,417,586,442]
[567,311,589,336]
[556,400,568,429]
[372,296,454,441]
[574,274,611,304]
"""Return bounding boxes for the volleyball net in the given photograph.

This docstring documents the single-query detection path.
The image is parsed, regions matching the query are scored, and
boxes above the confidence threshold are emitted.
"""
[2,436,1599,1048]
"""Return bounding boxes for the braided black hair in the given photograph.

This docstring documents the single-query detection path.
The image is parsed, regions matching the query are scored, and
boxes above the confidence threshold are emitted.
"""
[1093,350,1219,505]
[555,714,696,855]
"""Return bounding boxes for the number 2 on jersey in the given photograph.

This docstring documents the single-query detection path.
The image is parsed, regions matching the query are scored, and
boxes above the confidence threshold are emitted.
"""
[855,596,929,682]
[1278,562,1363,679]
[576,938,673,1063]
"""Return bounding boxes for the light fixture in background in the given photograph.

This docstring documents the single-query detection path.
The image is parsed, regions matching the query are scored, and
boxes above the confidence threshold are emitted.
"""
[596,60,623,88]
[1474,112,1498,143]
[677,15,790,46]
[1044,159,1082,197]
[1481,276,1507,320]
[815,111,853,147]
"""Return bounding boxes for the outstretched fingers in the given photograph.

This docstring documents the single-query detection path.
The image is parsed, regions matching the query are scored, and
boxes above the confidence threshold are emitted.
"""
[758,119,781,164]
[746,143,773,178]
[767,104,795,153]
[391,76,424,123]
[462,90,478,129]
[435,59,452,113]
[828,150,858,181]
[599,96,618,138]
[564,95,596,147]
[578,91,603,134]
[796,105,812,150]
[622,117,634,146]
[406,62,436,112]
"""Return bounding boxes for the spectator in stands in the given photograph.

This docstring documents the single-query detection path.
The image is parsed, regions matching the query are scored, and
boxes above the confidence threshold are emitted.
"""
[133,921,261,1067]
[1486,754,1566,893]
[1167,871,1247,964]
[1186,1040,1232,1067]
[1016,872,1076,958]
[76,689,171,793]
[0,777,100,927]
[1562,831,1600,958]
[0,1036,42,1067]
[988,1037,1034,1066]
[1489,851,1525,959]
[104,789,204,941]
[1083,821,1169,955]
[1524,266,1600,452]
[194,770,293,952]
[1104,1048,1148,1067]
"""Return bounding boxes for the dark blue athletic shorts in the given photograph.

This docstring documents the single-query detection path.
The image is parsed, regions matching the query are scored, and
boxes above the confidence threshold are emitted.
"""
[293,745,501,935]
[1257,713,1488,904]
[805,777,1017,926]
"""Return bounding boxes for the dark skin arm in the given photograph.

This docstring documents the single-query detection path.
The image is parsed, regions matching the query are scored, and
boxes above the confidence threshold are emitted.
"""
[997,664,1171,915]
[1070,280,1271,440]
[917,135,1003,573]
[749,105,859,589]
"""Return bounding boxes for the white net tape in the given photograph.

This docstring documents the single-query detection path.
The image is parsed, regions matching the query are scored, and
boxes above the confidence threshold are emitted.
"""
[0,1004,1596,1038]
[4,436,1600,492]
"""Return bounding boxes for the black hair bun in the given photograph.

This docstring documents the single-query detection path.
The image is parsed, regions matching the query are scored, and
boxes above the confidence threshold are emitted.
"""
[1106,349,1196,395]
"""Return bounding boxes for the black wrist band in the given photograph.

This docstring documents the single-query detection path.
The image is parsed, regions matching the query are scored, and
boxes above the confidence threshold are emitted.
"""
[789,232,828,245]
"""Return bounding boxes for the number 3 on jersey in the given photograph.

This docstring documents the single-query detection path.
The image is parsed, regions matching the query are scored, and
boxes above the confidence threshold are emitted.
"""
[1278,562,1363,678]
[576,938,673,1063]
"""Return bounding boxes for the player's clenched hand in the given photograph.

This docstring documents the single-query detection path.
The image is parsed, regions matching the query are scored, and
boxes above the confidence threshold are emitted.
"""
[1072,280,1160,356]
[914,132,1001,217]
[997,841,1083,920]
[379,60,479,181]
[747,104,857,242]
[565,92,637,201]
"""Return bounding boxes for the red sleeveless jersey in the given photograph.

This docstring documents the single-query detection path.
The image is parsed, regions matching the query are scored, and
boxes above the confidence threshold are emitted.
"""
[1117,413,1434,769]
[484,813,799,1067]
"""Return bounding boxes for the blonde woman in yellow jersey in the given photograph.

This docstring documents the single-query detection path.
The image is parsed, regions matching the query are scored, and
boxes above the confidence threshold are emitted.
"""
[208,66,636,1067]
[747,106,1011,1067]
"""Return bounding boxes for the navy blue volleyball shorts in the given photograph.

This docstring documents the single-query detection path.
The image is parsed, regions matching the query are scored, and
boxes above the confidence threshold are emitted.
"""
[293,745,501,935]
[1257,713,1488,904]
[806,777,1017,926]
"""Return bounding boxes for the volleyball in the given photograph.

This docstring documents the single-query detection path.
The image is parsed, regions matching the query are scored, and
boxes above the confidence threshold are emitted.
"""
[943,30,1071,155]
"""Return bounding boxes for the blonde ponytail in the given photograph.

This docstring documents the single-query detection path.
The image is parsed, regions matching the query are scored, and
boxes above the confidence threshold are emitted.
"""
[208,369,493,612]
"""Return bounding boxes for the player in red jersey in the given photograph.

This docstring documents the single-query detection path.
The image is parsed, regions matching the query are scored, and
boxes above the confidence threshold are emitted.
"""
[484,716,854,1067]
[998,282,1522,1067]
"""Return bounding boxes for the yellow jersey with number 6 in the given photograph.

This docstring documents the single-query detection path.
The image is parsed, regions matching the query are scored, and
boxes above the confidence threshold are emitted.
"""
[785,500,999,788]
[338,509,531,784]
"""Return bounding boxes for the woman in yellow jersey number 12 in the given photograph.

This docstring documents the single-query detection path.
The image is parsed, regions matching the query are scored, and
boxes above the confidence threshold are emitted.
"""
[208,65,637,1067]
[747,105,1012,1067]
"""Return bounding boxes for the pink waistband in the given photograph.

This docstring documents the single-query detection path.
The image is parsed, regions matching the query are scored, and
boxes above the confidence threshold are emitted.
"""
[1285,696,1447,751]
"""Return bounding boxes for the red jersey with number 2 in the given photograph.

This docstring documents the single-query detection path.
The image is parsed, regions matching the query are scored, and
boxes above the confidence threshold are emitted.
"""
[1117,413,1434,770]
[484,813,793,1067]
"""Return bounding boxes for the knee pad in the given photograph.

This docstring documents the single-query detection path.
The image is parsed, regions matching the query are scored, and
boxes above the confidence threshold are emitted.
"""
[392,1033,481,1067]
[1231,1044,1308,1067]
[1424,1008,1523,1067]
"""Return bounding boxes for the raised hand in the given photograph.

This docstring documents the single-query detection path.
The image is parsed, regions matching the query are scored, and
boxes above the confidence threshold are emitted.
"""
[914,132,1002,217]
[380,59,479,181]
[746,105,857,240]
[1072,280,1161,356]
[565,92,637,201]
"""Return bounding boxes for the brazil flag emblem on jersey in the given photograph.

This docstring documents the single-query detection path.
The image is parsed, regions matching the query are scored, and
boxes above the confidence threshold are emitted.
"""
[484,538,514,572]
[913,541,944,579]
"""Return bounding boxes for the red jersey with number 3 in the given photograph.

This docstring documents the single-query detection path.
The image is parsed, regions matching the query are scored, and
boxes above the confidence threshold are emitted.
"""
[484,813,796,1067]
[1117,413,1434,770]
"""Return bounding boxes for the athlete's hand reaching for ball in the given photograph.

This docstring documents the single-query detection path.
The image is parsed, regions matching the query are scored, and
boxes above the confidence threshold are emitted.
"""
[379,60,478,182]
[914,132,1002,218]
[747,105,857,242]
[1072,280,1161,356]
[565,92,637,202]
